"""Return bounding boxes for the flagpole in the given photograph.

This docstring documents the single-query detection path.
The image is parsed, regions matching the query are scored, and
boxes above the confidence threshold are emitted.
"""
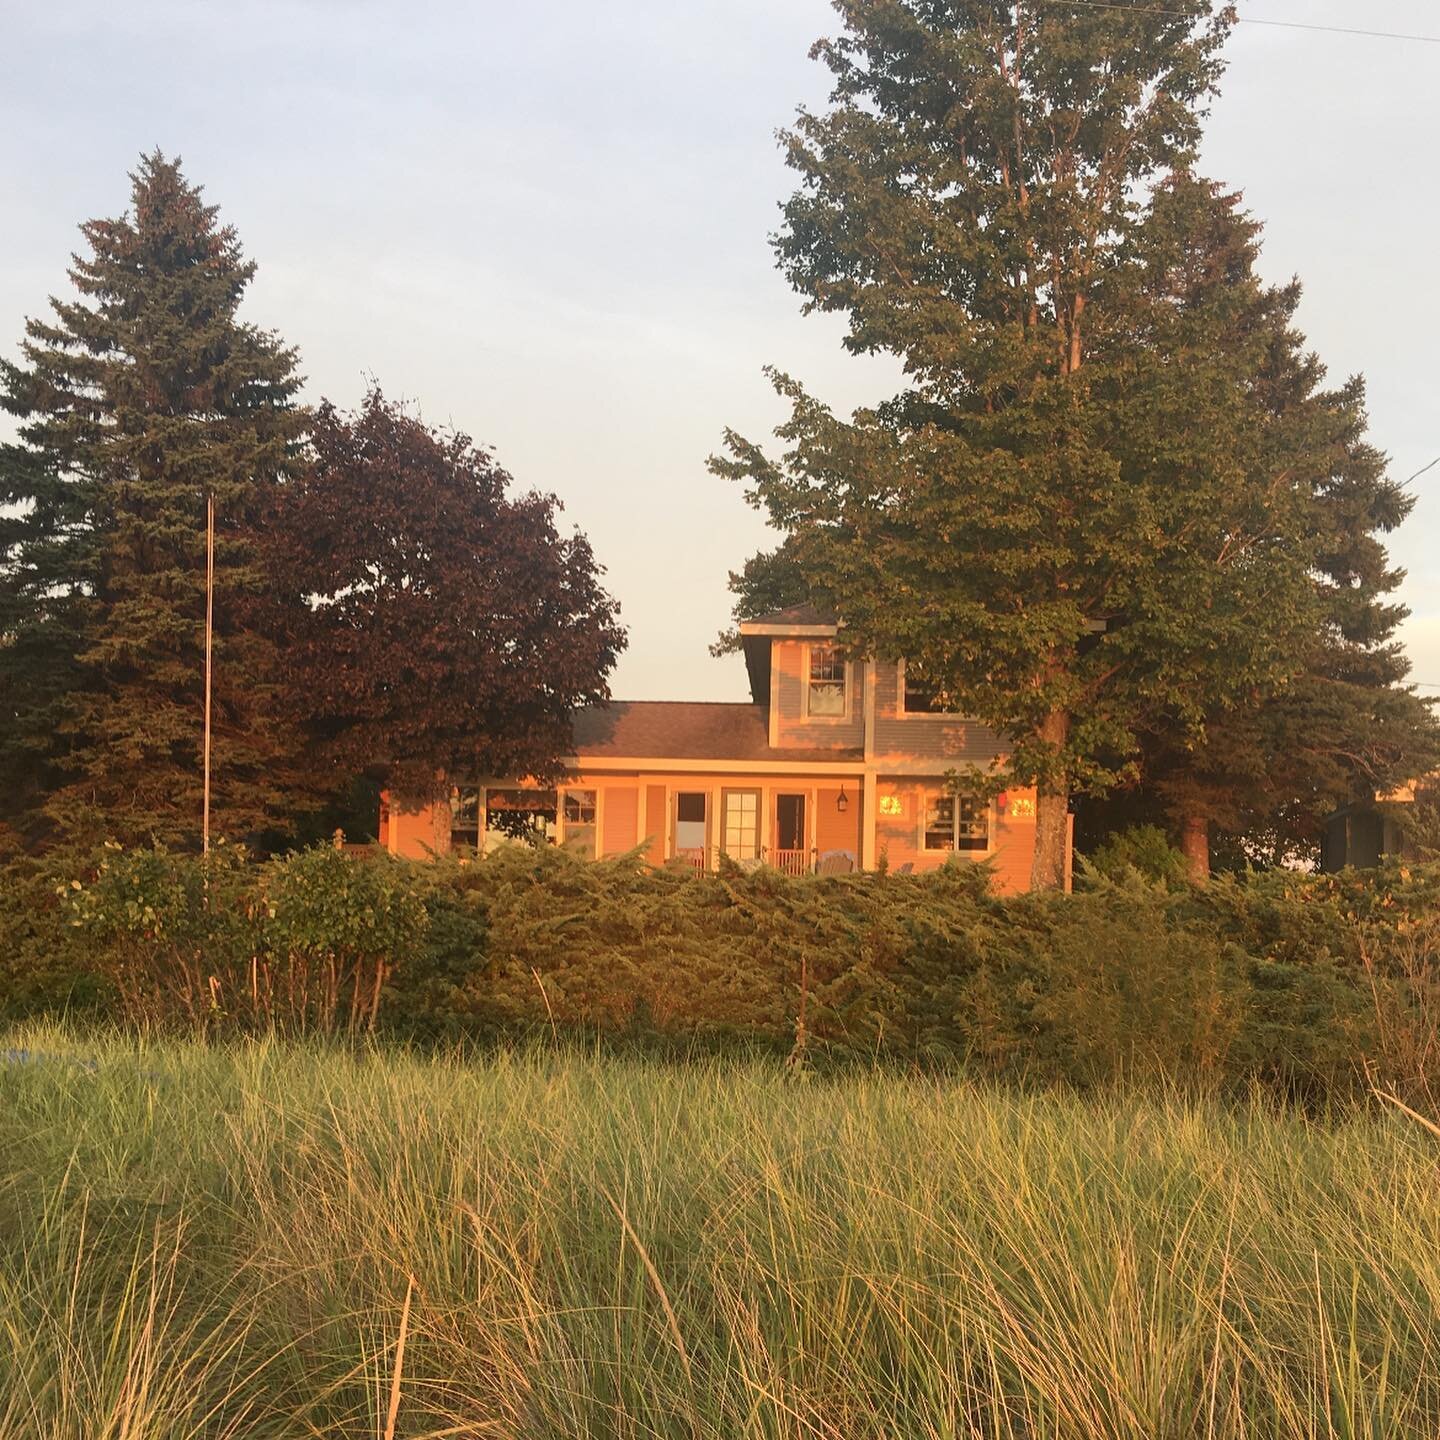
[203,493,214,854]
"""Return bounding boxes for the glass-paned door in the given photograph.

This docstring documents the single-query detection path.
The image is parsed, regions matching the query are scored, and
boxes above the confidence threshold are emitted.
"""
[722,790,760,861]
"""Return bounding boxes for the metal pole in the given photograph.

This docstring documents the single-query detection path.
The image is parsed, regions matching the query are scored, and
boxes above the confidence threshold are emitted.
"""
[203,493,214,854]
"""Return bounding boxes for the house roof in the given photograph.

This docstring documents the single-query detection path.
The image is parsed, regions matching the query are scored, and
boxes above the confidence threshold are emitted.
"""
[570,701,862,765]
[739,604,838,633]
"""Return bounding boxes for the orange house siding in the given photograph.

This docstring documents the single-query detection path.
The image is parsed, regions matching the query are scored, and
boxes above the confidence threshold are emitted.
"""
[643,783,667,864]
[873,780,1043,895]
[602,786,639,855]
[814,786,862,859]
[387,778,1061,890]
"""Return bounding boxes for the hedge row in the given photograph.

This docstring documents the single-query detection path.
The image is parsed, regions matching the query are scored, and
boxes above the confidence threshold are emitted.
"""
[4,840,1439,1097]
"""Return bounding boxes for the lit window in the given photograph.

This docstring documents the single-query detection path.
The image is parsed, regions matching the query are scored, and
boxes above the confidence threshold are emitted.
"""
[807,645,847,717]
[955,796,988,852]
[563,789,598,859]
[923,792,988,853]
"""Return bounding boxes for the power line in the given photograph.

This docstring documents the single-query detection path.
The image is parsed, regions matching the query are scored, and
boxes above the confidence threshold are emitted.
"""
[1039,1,1440,45]
[1402,455,1440,489]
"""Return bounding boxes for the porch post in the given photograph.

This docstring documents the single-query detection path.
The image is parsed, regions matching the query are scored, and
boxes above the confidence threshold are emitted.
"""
[861,772,878,872]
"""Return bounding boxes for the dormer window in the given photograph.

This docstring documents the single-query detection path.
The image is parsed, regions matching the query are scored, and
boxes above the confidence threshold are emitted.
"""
[806,644,847,717]
[901,660,965,715]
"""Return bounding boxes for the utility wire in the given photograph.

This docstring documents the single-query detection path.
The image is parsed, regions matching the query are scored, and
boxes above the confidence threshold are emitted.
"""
[1401,455,1440,489]
[1038,0,1440,45]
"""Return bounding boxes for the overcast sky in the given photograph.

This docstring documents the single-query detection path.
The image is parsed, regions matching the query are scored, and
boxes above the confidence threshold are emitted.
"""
[3,0,1437,704]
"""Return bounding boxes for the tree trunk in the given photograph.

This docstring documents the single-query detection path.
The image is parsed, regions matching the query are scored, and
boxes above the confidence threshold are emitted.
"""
[1032,786,1070,892]
[1179,812,1210,884]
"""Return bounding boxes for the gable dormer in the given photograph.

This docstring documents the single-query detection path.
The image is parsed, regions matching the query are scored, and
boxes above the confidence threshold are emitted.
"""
[739,607,865,752]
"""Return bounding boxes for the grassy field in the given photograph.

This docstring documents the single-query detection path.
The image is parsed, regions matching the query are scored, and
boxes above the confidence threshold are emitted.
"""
[3,1027,1440,1438]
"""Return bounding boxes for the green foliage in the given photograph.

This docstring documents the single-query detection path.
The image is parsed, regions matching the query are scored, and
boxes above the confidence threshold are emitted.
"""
[712,6,1433,888]
[63,842,426,1035]
[1086,824,1191,885]
[0,151,308,847]
[261,845,429,1033]
[0,847,102,1019]
[14,842,1440,1101]
[9,1033,1440,1435]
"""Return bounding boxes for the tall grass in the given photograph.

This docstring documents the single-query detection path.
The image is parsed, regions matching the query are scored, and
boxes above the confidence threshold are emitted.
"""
[3,1025,1440,1437]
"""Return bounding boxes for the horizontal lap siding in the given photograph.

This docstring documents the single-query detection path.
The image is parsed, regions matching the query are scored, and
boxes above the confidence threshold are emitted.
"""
[773,641,866,751]
[389,802,448,860]
[814,787,862,859]
[874,779,1038,894]
[602,786,639,856]
[870,661,1008,767]
[644,784,667,864]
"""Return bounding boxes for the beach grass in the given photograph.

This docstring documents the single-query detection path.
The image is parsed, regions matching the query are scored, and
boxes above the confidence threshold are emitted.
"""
[2,1023,1439,1437]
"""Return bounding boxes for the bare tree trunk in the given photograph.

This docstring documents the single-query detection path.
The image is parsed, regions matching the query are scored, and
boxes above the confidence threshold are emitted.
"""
[1030,709,1071,892]
[1179,812,1211,884]
[1032,787,1070,892]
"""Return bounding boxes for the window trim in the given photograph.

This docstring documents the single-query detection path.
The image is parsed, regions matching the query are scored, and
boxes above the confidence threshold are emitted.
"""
[918,787,993,857]
[896,659,973,720]
[720,786,762,861]
[559,784,601,856]
[802,642,854,723]
[449,783,482,851]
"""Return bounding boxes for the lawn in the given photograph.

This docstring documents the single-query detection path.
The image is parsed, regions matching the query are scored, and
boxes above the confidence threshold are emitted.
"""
[2,1025,1439,1438]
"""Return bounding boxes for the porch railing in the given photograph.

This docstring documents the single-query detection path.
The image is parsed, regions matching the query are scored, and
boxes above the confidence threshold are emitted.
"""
[673,847,818,875]
[768,848,815,876]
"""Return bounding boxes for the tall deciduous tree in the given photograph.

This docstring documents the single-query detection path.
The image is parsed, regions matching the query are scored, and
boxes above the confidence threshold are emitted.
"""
[0,152,306,847]
[714,0,1332,889]
[268,389,625,803]
[714,0,1290,887]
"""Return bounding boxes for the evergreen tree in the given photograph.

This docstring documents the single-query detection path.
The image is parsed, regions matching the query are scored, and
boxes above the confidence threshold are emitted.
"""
[0,152,306,847]
[1093,181,1440,873]
[712,0,1335,890]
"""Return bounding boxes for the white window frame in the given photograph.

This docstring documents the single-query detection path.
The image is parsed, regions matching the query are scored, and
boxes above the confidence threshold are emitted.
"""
[803,642,853,722]
[720,787,762,861]
[559,785,601,856]
[919,788,993,856]
[896,659,972,719]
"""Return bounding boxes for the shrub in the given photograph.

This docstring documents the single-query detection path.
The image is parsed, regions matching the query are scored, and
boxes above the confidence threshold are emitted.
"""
[1085,824,1191,886]
[63,842,427,1036]
[15,839,1440,1102]
[261,845,428,1035]
[66,842,254,1031]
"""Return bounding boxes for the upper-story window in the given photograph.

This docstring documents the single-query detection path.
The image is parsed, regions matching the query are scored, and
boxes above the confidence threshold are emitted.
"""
[901,661,965,716]
[806,644,848,717]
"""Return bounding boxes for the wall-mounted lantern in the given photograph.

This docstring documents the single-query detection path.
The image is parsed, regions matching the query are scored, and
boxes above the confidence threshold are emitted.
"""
[836,784,850,814]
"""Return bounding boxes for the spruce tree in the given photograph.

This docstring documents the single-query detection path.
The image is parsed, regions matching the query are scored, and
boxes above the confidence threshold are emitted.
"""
[0,152,306,847]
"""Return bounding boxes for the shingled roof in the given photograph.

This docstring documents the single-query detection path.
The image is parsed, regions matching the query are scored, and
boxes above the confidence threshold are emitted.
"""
[740,604,837,630]
[570,701,861,765]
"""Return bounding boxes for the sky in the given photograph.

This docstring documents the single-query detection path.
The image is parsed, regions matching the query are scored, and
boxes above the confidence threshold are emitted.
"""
[3,0,1437,705]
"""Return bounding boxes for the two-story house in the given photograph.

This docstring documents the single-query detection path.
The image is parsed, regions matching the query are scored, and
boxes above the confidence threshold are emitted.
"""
[381,605,1071,893]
